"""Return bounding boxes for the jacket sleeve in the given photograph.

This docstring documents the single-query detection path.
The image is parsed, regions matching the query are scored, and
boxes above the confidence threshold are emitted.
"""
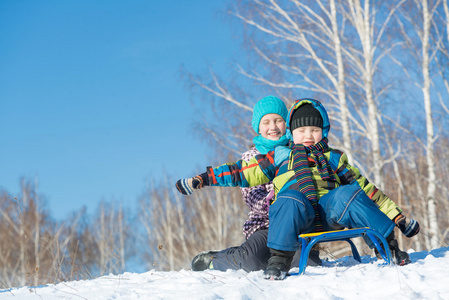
[335,151,403,220]
[206,150,277,188]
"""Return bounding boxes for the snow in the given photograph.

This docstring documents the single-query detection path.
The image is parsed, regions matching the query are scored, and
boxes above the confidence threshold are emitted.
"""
[2,247,449,299]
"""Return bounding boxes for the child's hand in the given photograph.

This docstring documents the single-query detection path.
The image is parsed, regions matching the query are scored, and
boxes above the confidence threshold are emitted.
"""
[176,174,207,195]
[395,214,420,238]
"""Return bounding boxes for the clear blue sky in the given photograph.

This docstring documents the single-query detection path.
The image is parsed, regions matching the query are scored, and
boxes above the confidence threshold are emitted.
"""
[0,1,240,218]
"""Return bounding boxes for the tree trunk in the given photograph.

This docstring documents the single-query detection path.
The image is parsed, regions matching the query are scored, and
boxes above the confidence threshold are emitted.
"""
[421,0,439,249]
[331,0,353,163]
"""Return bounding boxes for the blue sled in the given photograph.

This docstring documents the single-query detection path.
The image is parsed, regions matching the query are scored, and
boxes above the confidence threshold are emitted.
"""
[293,227,393,275]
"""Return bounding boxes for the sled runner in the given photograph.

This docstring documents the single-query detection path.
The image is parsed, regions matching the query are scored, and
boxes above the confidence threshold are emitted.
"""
[295,227,393,275]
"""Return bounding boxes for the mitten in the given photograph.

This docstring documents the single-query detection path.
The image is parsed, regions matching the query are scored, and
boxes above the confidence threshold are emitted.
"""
[176,173,208,195]
[395,214,420,238]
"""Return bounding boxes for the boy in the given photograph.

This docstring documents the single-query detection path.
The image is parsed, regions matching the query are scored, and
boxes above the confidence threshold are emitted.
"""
[176,98,419,280]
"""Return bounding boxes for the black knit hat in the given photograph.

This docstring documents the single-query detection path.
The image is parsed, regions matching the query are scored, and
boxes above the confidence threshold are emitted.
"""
[290,103,323,132]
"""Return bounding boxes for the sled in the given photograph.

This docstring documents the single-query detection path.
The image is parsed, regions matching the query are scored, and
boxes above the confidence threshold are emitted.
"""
[295,227,393,275]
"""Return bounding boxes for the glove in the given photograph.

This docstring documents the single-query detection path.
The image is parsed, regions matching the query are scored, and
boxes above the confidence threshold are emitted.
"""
[176,173,208,195]
[395,214,420,238]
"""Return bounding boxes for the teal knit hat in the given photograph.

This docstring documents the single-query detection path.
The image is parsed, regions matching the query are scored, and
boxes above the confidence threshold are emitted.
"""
[251,96,288,133]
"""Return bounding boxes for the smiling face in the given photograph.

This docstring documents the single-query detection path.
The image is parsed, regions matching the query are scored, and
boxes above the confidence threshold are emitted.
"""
[292,126,323,146]
[259,113,286,141]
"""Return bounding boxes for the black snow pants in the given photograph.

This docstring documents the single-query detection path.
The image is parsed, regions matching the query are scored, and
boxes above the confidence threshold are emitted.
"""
[211,229,302,272]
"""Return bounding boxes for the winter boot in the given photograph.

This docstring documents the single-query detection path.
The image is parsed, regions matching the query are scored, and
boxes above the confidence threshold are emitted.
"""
[307,245,322,267]
[191,251,218,271]
[388,236,411,266]
[263,249,295,280]
[375,231,411,266]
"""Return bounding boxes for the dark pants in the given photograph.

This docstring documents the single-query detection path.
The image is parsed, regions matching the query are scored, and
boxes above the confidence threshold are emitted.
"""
[267,183,395,251]
[211,229,303,272]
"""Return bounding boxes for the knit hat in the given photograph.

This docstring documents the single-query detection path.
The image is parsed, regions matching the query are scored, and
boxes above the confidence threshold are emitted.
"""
[251,96,288,133]
[290,103,323,132]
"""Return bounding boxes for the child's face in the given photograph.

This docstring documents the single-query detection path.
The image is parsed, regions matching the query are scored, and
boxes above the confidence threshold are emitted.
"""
[292,126,323,146]
[259,113,286,141]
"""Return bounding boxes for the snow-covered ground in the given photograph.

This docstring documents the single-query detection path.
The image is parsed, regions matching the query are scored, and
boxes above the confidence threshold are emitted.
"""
[2,247,449,299]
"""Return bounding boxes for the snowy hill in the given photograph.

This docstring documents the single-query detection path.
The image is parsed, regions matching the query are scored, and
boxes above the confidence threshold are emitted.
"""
[2,247,449,299]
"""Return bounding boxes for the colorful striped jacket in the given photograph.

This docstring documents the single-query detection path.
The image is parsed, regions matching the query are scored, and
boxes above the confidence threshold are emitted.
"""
[206,145,402,221]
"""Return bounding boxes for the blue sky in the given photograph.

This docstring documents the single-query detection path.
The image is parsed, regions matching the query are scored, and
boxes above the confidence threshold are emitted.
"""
[0,1,241,218]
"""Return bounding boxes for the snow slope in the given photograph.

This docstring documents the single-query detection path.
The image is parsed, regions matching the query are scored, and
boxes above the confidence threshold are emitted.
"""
[1,247,449,300]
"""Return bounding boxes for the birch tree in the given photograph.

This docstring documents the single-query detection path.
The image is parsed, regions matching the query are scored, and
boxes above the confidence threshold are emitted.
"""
[90,201,130,275]
[0,180,61,287]
[421,0,439,250]
[229,0,356,161]
[395,0,442,249]
[339,0,409,189]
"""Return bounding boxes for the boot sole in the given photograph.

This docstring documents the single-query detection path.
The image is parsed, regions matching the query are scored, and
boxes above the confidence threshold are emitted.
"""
[263,271,287,280]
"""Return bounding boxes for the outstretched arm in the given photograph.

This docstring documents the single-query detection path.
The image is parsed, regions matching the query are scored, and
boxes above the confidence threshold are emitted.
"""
[175,151,278,195]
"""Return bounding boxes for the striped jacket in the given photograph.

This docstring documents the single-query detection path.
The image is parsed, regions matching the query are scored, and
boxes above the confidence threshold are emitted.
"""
[206,144,402,222]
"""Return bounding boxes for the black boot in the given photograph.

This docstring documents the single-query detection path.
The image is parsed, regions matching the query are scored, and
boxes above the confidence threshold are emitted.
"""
[191,251,218,271]
[307,245,322,267]
[264,249,295,280]
[375,231,411,266]
[388,235,411,266]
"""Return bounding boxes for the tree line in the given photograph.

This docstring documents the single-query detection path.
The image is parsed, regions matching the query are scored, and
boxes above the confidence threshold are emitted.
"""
[0,178,248,288]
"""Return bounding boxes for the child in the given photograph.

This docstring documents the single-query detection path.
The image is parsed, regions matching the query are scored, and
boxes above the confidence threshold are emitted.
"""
[190,96,321,272]
[177,98,419,280]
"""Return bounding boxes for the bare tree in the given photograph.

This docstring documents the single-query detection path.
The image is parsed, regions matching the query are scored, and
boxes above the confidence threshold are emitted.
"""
[421,0,440,250]
[183,67,256,157]
[0,180,61,287]
[139,179,246,271]
[230,0,357,161]
[85,201,130,275]
[395,0,442,249]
